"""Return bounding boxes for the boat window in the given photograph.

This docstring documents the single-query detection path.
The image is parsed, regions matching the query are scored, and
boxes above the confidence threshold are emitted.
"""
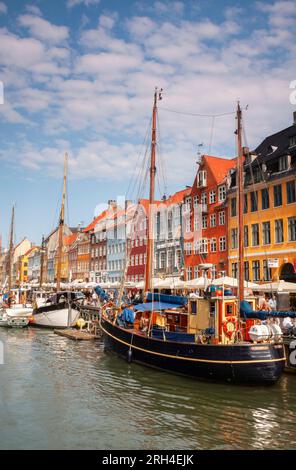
[190,301,197,314]
[210,302,216,317]
[225,304,234,316]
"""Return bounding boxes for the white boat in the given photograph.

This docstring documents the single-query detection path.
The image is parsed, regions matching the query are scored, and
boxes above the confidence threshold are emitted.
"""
[31,291,84,329]
[7,316,29,328]
[0,312,8,326]
[5,306,33,317]
[0,310,29,327]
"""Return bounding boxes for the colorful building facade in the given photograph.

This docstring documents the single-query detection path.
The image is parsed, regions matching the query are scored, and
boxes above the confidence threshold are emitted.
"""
[184,155,236,280]
[228,116,296,282]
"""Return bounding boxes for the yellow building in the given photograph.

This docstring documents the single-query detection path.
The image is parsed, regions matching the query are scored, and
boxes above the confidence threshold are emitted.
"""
[18,246,37,284]
[228,116,296,283]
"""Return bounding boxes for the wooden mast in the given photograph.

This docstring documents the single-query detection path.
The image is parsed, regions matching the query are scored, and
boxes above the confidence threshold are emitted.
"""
[145,88,162,294]
[39,235,45,289]
[56,153,68,292]
[236,102,244,303]
[7,204,15,293]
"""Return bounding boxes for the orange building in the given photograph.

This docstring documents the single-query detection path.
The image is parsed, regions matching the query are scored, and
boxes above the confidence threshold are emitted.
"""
[184,155,236,279]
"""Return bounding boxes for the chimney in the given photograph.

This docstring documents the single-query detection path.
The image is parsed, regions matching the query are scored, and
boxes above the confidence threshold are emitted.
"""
[108,199,117,209]
[293,111,296,125]
[125,199,133,210]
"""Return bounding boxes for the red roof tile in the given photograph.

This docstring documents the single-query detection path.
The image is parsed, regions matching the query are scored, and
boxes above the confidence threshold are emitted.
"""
[203,155,236,183]
[83,210,108,232]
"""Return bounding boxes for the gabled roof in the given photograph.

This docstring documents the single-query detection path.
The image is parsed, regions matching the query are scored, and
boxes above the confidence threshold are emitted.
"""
[202,155,237,183]
[24,246,39,257]
[165,187,191,205]
[14,237,30,251]
[83,210,108,233]
[64,233,78,246]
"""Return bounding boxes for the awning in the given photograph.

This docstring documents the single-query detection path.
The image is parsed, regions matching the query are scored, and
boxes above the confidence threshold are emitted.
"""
[135,301,184,312]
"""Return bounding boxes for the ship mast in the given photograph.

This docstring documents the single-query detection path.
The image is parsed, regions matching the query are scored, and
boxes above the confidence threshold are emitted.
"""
[236,102,244,303]
[39,235,45,289]
[7,204,15,294]
[144,88,162,294]
[56,153,68,292]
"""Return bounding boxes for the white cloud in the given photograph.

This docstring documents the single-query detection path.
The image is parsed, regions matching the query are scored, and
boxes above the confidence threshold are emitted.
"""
[18,14,69,44]
[0,0,295,188]
[0,2,7,14]
[0,29,45,67]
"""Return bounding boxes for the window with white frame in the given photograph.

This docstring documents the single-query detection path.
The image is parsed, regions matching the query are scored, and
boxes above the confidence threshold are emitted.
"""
[197,170,207,187]
[185,197,191,211]
[185,242,192,255]
[218,184,226,202]
[187,267,193,280]
[202,215,207,229]
[219,236,226,251]
[194,266,199,278]
[160,251,166,268]
[209,190,216,204]
[186,218,191,233]
[175,250,181,268]
[167,250,173,268]
[200,238,208,253]
[210,238,217,252]
[193,195,199,207]
[219,211,225,225]
[194,240,200,254]
[194,217,200,231]
[210,214,216,227]
[201,191,207,204]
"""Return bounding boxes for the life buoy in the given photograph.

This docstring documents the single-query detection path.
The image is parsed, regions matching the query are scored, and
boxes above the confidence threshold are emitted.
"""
[223,316,238,338]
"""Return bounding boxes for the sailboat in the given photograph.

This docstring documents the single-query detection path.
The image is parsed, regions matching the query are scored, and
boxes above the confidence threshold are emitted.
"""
[99,92,285,384]
[31,153,83,328]
[0,205,31,327]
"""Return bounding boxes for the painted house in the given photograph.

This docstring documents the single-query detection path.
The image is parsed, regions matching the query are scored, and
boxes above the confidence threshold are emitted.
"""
[184,155,236,280]
[45,226,73,282]
[228,113,296,283]
[89,210,108,284]
[154,189,191,279]
[126,199,149,283]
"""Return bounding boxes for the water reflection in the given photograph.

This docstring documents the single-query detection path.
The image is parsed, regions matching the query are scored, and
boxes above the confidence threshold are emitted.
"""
[0,328,295,450]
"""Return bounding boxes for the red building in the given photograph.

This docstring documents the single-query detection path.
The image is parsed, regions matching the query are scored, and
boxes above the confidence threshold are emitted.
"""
[184,155,236,280]
[66,232,79,281]
[126,199,149,283]
[86,210,108,283]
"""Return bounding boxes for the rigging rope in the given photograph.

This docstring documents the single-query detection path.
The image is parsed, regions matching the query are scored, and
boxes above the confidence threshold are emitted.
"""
[159,107,236,118]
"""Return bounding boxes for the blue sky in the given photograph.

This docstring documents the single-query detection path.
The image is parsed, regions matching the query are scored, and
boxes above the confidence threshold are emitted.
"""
[0,0,295,246]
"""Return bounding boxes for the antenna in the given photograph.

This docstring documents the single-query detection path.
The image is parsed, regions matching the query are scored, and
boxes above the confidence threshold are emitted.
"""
[196,143,204,163]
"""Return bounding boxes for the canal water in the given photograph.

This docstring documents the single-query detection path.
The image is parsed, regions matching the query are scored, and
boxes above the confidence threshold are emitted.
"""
[0,328,295,450]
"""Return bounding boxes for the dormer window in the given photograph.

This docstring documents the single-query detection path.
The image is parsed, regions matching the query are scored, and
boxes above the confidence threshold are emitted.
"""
[279,155,288,172]
[197,170,207,187]
[289,135,296,148]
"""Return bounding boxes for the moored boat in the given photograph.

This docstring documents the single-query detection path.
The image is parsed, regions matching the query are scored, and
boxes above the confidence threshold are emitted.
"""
[99,92,286,385]
[31,291,83,328]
